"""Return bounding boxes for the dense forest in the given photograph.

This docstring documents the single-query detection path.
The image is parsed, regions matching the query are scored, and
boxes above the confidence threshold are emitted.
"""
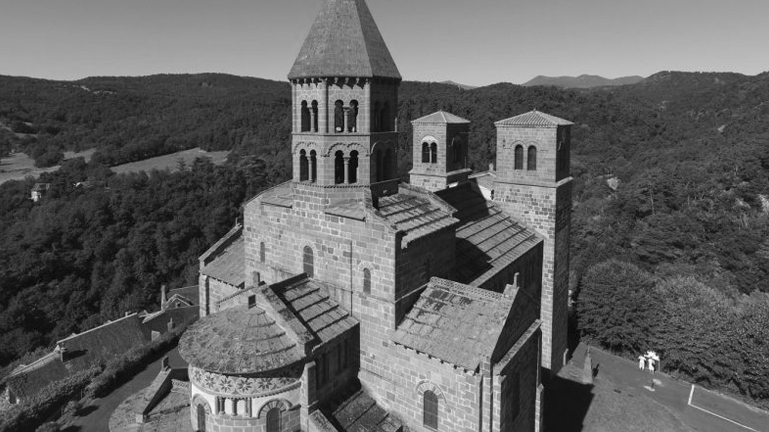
[1,71,769,402]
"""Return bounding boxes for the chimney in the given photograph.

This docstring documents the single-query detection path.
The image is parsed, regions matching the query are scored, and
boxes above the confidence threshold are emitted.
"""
[57,344,69,362]
[167,317,174,332]
[161,285,167,310]
[489,162,494,172]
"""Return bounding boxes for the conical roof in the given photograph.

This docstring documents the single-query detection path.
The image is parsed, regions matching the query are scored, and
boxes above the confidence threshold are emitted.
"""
[288,0,401,80]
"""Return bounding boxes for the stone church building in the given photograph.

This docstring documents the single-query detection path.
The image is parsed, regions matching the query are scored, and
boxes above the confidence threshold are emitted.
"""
[178,1,572,432]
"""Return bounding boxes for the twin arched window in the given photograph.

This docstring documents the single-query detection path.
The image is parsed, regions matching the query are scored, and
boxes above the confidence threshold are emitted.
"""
[300,100,318,132]
[421,142,438,164]
[298,149,317,182]
[334,100,359,133]
[514,145,537,171]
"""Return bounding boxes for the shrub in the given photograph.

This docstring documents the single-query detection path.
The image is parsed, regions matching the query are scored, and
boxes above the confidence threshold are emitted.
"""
[0,365,100,432]
[85,323,188,399]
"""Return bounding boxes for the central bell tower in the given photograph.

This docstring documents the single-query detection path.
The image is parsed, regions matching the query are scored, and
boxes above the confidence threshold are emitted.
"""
[288,0,401,200]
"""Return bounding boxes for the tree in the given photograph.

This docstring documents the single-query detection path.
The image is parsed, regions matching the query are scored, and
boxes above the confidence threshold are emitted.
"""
[576,260,662,354]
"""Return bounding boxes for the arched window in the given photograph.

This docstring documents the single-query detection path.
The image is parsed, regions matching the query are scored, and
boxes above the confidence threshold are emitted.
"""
[300,101,310,132]
[527,146,537,171]
[260,242,265,263]
[310,150,317,183]
[334,100,344,133]
[383,148,394,181]
[311,100,319,132]
[514,145,524,170]
[374,150,383,182]
[430,143,437,164]
[266,407,281,432]
[303,246,314,278]
[421,142,430,163]
[348,100,358,132]
[363,268,371,294]
[197,404,207,432]
[373,101,381,132]
[334,150,345,184]
[423,390,438,429]
[380,102,390,131]
[299,149,309,181]
[452,138,462,163]
[349,150,358,184]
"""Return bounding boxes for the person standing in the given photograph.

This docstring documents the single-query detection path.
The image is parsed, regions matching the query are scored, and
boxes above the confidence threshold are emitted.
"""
[639,355,646,370]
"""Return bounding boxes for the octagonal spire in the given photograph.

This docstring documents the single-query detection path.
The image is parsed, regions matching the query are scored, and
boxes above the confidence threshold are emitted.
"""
[288,0,401,80]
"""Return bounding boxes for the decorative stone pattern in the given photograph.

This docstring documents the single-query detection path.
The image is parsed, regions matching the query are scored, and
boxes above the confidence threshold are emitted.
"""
[190,367,301,398]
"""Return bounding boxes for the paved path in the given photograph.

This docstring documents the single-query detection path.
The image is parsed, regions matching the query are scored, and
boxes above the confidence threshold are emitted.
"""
[585,345,769,432]
[66,348,186,432]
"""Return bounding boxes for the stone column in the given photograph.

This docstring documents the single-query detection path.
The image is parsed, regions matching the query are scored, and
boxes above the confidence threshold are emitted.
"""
[343,107,350,133]
[310,110,317,132]
[343,158,350,184]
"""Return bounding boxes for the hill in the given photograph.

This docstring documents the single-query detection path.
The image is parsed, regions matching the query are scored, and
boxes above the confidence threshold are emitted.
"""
[0,71,768,385]
[522,74,645,88]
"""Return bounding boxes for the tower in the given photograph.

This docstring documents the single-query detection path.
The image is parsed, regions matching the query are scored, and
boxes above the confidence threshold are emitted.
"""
[408,111,472,192]
[288,0,401,205]
[492,110,572,376]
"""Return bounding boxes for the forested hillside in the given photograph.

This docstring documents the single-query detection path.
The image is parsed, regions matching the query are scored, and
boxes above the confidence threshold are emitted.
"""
[1,72,769,401]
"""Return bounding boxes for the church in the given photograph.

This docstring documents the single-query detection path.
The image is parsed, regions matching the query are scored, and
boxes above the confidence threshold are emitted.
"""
[178,1,572,432]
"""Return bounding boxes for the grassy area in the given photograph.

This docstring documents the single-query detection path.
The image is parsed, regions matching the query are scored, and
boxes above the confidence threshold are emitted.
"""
[0,150,94,184]
[110,148,229,175]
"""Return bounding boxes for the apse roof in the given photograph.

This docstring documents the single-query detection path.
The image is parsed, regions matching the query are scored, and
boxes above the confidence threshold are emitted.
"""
[179,304,304,375]
[288,0,401,80]
[411,110,471,124]
[495,110,574,127]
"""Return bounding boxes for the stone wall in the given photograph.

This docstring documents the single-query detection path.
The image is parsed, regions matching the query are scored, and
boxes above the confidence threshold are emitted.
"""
[493,323,540,432]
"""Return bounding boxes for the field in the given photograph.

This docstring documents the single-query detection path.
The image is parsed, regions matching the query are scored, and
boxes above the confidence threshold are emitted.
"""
[110,148,229,174]
[0,149,95,184]
[0,148,229,185]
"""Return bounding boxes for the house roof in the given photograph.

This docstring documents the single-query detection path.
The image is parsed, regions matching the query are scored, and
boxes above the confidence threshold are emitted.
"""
[376,187,459,246]
[495,110,574,127]
[391,278,513,371]
[411,110,471,124]
[271,276,358,343]
[200,232,245,287]
[4,313,151,399]
[165,285,199,308]
[288,0,401,80]
[178,304,304,375]
[436,184,541,285]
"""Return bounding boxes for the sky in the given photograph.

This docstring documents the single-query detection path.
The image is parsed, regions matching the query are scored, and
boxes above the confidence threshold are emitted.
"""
[1,0,767,87]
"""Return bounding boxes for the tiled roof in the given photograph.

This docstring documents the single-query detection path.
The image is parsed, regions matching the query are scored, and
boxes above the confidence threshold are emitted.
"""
[166,285,199,307]
[272,276,358,344]
[178,305,304,374]
[57,313,151,370]
[392,278,513,371]
[436,184,541,285]
[495,110,574,127]
[288,0,401,80]
[376,187,459,246]
[411,110,471,124]
[469,170,496,192]
[201,233,245,287]
[327,389,403,432]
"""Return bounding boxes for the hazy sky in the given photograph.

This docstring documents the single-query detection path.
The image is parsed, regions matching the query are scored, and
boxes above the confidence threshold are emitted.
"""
[1,0,767,86]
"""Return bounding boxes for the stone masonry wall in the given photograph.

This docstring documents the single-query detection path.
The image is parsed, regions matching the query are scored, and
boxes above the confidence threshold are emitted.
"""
[366,343,482,432]
[494,181,570,375]
[494,326,540,432]
[199,275,240,317]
